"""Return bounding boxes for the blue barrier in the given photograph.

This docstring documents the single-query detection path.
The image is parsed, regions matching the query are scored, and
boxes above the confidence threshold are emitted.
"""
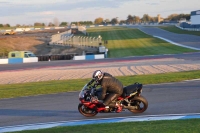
[85,55,95,60]
[8,58,23,64]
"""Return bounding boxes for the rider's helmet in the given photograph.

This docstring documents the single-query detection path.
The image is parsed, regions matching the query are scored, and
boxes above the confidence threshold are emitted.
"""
[92,70,104,83]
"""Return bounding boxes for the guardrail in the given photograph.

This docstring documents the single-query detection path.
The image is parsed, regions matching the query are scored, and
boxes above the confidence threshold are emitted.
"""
[175,24,200,31]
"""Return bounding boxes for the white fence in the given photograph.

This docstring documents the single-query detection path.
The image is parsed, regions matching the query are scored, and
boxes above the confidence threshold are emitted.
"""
[175,24,200,31]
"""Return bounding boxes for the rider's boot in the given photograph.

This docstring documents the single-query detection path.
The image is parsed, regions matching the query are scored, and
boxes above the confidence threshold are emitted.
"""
[105,106,109,108]
[115,103,122,113]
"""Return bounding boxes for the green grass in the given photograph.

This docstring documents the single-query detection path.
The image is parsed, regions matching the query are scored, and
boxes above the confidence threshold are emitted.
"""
[87,27,198,58]
[0,70,200,99]
[0,26,44,30]
[159,26,200,36]
[12,119,200,133]
[0,25,16,30]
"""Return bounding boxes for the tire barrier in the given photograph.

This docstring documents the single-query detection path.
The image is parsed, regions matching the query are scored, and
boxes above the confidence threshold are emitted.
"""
[37,54,75,61]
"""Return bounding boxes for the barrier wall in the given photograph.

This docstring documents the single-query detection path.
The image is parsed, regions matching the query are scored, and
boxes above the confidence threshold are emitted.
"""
[0,59,8,64]
[0,57,38,64]
[23,57,38,63]
[73,54,104,60]
[8,58,23,64]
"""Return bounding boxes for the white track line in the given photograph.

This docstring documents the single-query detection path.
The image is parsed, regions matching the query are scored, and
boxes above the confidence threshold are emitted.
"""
[0,113,200,133]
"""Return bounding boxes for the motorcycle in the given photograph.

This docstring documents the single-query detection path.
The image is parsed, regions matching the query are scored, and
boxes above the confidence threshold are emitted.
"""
[78,81,148,117]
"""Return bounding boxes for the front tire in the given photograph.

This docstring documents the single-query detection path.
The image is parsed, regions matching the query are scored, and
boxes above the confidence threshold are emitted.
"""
[128,95,148,113]
[78,103,98,117]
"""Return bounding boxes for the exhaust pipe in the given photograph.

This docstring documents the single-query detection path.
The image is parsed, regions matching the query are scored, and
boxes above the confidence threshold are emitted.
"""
[123,105,137,110]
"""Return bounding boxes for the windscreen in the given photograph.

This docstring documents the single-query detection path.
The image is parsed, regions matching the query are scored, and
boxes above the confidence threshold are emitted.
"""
[27,53,36,57]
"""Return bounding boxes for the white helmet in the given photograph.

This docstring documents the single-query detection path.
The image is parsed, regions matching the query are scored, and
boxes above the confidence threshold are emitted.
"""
[92,70,103,83]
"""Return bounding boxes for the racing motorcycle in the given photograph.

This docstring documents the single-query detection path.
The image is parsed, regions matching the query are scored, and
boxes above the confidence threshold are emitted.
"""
[78,81,148,117]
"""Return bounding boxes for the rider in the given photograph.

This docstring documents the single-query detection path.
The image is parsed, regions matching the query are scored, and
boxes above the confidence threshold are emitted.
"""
[88,70,123,113]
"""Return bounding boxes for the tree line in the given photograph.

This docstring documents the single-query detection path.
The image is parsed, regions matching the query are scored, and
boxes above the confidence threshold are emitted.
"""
[94,13,190,24]
[0,13,190,27]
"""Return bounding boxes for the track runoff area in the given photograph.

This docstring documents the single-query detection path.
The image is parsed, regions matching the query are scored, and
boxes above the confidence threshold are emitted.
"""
[0,113,200,132]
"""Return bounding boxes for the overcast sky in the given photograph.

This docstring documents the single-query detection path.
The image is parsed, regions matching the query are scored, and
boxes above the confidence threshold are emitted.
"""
[0,0,199,26]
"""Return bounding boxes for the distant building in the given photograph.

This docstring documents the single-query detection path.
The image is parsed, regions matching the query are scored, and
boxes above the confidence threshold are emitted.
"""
[180,10,200,28]
[157,14,164,23]
[190,10,200,25]
[70,24,78,34]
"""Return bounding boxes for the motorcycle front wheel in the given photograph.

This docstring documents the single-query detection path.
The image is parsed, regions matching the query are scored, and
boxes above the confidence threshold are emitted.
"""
[128,95,148,113]
[78,103,98,117]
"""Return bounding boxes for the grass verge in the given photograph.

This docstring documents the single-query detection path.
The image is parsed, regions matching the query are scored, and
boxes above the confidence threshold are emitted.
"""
[0,70,200,99]
[13,119,200,133]
[87,27,198,58]
[158,26,200,36]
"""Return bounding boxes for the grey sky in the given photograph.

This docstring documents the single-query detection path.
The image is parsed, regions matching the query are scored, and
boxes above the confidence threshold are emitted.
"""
[0,0,199,26]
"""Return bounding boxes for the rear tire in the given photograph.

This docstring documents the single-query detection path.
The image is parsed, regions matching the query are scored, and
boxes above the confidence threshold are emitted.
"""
[78,103,98,117]
[128,95,148,113]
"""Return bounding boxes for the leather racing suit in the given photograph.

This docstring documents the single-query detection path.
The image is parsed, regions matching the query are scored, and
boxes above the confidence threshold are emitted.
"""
[99,72,123,107]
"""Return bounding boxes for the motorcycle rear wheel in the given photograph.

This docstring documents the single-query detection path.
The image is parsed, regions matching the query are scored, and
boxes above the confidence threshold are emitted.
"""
[128,95,148,113]
[78,103,98,117]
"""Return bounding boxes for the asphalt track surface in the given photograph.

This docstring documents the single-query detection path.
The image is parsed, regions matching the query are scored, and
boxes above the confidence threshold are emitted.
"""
[0,80,200,127]
[0,27,200,127]
[137,26,200,49]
